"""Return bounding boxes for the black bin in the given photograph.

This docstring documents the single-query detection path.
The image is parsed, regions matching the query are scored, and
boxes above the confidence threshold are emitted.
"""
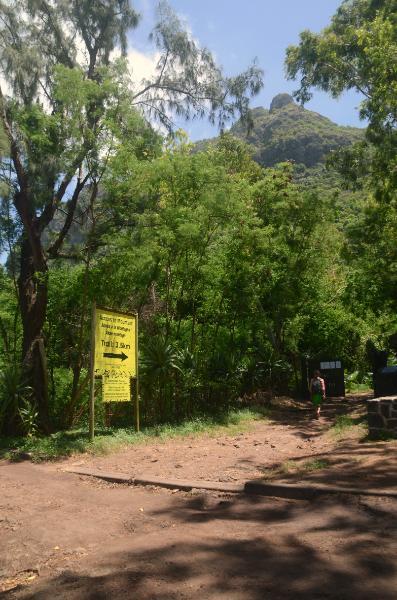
[373,366,397,397]
[303,359,345,398]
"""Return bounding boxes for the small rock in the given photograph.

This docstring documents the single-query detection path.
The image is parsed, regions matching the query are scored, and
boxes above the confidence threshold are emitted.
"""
[270,444,276,448]
[218,500,231,506]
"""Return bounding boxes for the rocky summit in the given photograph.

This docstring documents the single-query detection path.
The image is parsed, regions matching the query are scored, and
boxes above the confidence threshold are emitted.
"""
[199,93,364,169]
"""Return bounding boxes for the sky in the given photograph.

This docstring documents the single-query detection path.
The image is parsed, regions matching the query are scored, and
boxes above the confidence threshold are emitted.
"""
[127,0,365,140]
[1,1,365,266]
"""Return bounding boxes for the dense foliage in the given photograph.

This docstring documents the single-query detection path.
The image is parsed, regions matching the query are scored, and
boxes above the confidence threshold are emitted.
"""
[0,0,396,435]
[0,0,262,432]
[0,133,372,431]
[286,0,397,354]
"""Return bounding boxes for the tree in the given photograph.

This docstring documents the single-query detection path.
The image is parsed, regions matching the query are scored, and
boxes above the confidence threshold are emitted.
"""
[0,0,263,431]
[285,0,397,357]
[97,136,357,419]
[285,0,397,198]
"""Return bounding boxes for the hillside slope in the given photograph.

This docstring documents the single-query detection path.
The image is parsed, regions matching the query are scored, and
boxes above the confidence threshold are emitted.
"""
[199,93,364,169]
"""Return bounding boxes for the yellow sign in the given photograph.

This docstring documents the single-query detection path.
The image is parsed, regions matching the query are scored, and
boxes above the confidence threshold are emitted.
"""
[102,377,131,403]
[94,307,137,378]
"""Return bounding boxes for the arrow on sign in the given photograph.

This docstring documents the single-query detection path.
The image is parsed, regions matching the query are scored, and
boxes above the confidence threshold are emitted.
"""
[103,352,128,361]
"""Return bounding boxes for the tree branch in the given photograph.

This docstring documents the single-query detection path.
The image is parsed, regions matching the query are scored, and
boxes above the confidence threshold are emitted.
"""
[322,61,371,99]
[0,84,26,190]
[132,81,224,106]
[38,0,76,69]
[46,172,90,258]
[133,100,175,129]
[37,147,88,232]
[0,315,10,354]
[0,86,46,268]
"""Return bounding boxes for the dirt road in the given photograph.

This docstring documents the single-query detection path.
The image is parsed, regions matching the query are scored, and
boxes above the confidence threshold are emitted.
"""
[1,396,396,599]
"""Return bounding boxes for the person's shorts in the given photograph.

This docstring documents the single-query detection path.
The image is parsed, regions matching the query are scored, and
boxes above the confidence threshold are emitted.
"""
[311,393,323,406]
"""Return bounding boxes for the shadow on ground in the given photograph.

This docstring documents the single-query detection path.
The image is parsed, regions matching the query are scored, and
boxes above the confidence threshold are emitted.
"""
[4,393,397,600]
[9,491,397,600]
[261,394,371,443]
[243,395,397,491]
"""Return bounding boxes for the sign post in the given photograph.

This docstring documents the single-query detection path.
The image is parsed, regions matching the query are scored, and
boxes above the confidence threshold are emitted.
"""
[135,314,139,432]
[89,303,96,441]
[90,306,139,438]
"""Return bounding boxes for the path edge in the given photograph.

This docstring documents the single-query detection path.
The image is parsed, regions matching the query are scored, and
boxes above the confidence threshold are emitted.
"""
[64,468,397,500]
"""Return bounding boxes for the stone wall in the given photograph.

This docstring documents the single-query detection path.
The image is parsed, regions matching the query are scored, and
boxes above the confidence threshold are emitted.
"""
[367,396,397,438]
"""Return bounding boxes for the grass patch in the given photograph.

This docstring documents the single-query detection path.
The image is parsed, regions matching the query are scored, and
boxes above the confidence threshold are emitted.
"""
[262,457,330,480]
[346,383,372,394]
[331,414,368,438]
[281,457,330,474]
[0,407,269,462]
[302,458,330,472]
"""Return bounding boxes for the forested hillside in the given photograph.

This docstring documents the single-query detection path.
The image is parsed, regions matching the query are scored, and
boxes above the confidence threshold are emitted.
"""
[197,93,364,168]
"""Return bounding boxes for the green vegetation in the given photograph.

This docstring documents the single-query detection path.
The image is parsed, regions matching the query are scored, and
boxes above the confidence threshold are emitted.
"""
[195,92,365,197]
[263,457,331,480]
[345,371,373,394]
[0,0,262,433]
[0,0,396,442]
[286,0,397,322]
[302,458,330,472]
[331,414,368,438]
[229,96,363,168]
[0,407,266,462]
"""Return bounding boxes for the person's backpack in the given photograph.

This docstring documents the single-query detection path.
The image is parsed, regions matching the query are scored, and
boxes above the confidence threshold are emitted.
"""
[312,378,322,394]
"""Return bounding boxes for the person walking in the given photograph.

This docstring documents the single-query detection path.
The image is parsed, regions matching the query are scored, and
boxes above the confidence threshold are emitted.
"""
[310,370,326,418]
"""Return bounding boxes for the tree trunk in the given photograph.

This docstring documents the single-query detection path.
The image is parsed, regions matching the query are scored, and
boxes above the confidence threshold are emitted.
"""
[18,236,51,432]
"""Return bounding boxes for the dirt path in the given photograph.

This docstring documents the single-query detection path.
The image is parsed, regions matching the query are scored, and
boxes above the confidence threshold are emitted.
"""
[54,395,397,491]
[1,396,396,599]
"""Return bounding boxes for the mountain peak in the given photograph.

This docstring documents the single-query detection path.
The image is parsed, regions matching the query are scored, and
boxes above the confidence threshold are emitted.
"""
[196,96,364,169]
[270,93,295,112]
[227,98,363,167]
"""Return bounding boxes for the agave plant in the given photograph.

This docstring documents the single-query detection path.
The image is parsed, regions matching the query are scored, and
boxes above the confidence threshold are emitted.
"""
[141,336,182,383]
[18,398,39,437]
[175,347,196,373]
[140,335,182,420]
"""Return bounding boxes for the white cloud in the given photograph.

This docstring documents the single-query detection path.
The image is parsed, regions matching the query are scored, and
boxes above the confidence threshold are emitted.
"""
[0,73,11,96]
[126,48,161,86]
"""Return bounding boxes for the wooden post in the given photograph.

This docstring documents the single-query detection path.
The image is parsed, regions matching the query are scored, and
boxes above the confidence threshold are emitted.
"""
[105,402,111,428]
[89,303,96,441]
[135,313,140,432]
